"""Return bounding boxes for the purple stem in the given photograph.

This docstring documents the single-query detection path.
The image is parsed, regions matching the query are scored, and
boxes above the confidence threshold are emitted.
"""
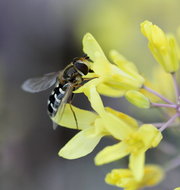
[143,85,175,105]
[151,122,165,128]
[159,113,179,132]
[172,73,180,102]
[151,102,177,109]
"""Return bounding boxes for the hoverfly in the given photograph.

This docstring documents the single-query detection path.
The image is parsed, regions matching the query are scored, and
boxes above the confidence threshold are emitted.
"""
[22,54,91,129]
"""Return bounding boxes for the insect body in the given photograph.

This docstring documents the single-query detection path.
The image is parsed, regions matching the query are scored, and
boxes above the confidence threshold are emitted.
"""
[22,55,91,128]
[48,82,69,117]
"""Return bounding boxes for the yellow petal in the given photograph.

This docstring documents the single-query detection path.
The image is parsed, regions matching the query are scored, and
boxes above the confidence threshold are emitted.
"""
[129,151,145,181]
[143,165,164,186]
[105,107,138,129]
[52,104,97,130]
[138,124,162,148]
[83,33,110,75]
[97,83,126,97]
[86,85,105,115]
[101,111,134,140]
[93,118,109,136]
[106,66,144,90]
[95,142,130,165]
[105,168,137,189]
[110,50,139,73]
[59,127,103,159]
[167,34,179,72]
[74,77,101,94]
[75,78,105,115]
[141,20,167,46]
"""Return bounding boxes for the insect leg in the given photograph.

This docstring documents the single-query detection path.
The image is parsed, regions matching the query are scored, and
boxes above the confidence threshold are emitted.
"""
[83,77,98,81]
[69,102,79,129]
[69,93,79,129]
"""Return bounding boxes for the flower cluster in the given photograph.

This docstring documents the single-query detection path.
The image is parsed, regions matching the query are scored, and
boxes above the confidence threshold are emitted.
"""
[52,20,180,189]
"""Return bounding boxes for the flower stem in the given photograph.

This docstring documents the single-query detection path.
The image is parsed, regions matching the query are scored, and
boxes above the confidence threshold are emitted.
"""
[149,122,165,128]
[172,73,180,103]
[159,113,179,132]
[151,102,177,109]
[143,85,175,105]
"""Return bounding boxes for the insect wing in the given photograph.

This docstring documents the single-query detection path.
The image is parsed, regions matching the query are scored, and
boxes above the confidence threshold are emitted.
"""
[52,83,74,129]
[22,72,59,93]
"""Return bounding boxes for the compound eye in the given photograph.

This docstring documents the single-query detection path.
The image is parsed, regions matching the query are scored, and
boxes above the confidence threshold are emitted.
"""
[74,61,89,75]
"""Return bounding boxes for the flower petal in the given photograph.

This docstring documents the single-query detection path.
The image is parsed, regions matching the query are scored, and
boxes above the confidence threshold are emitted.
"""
[105,168,137,189]
[129,151,145,181]
[93,118,109,136]
[105,107,139,129]
[75,77,101,94]
[143,165,164,186]
[75,78,105,115]
[110,50,139,73]
[97,83,126,97]
[59,127,103,159]
[101,112,134,140]
[83,33,111,75]
[86,86,105,115]
[52,104,97,130]
[138,124,162,148]
[95,142,130,165]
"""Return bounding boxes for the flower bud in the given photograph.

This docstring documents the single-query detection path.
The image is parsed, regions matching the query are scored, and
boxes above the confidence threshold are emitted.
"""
[125,90,150,108]
[141,20,179,73]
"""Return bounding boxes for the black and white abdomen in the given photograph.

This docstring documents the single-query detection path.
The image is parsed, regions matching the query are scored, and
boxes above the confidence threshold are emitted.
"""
[47,83,66,117]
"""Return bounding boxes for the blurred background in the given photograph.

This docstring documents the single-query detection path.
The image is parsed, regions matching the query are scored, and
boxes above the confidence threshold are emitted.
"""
[1,0,180,189]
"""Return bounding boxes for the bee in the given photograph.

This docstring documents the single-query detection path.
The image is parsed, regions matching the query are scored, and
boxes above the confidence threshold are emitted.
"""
[22,54,91,129]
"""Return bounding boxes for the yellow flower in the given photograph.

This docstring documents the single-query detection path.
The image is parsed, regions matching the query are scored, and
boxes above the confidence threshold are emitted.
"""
[141,20,179,73]
[94,107,162,181]
[78,33,144,97]
[174,188,180,190]
[105,165,164,190]
[52,104,107,159]
[53,83,112,160]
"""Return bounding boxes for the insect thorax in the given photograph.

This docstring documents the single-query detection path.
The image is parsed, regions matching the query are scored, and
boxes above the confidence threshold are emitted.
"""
[63,65,83,84]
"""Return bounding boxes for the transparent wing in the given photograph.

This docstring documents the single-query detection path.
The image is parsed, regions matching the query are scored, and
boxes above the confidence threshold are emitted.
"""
[52,83,74,129]
[22,72,60,93]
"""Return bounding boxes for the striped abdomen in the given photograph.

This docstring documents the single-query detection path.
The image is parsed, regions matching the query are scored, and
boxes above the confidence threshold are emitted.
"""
[47,83,67,117]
